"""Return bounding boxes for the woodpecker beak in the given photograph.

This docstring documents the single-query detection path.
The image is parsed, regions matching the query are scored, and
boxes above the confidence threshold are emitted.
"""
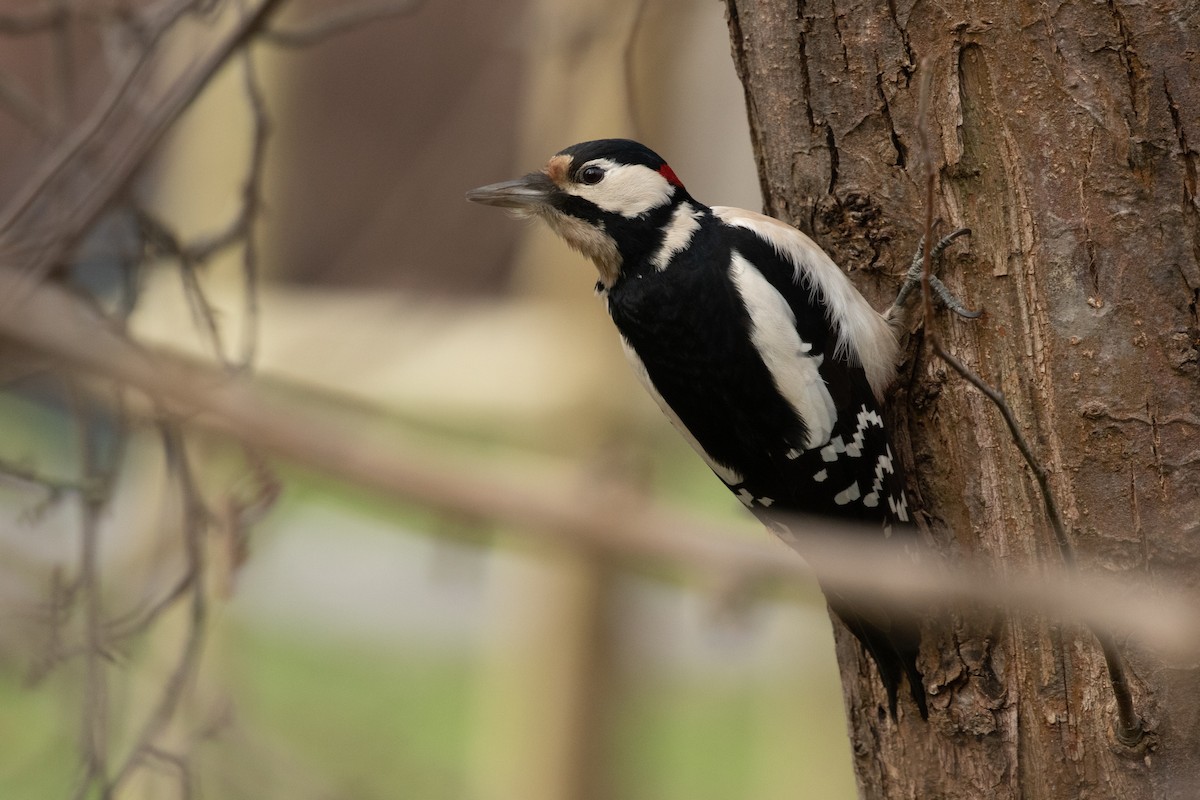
[466,172,556,209]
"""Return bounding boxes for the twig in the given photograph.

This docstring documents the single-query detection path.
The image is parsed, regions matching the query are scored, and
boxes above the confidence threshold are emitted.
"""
[182,257,233,361]
[0,1,285,789]
[1,265,1198,658]
[0,0,194,238]
[134,207,232,362]
[0,3,69,34]
[912,57,1145,746]
[26,567,76,685]
[127,48,270,371]
[214,445,280,596]
[0,456,96,499]
[70,382,111,796]
[49,0,76,132]
[0,0,290,308]
[930,346,1073,564]
[235,47,268,369]
[261,0,423,47]
[103,569,197,643]
[0,1,152,36]
[0,69,56,135]
[105,422,209,797]
[143,747,195,800]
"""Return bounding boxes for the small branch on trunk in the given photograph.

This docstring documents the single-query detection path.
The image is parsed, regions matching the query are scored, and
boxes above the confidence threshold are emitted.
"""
[913,57,1145,748]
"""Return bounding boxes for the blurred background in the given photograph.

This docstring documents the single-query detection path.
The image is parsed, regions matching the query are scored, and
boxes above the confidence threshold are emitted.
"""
[0,1,857,797]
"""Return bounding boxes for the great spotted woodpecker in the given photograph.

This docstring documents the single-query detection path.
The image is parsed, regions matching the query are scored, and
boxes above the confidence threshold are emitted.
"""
[468,139,969,720]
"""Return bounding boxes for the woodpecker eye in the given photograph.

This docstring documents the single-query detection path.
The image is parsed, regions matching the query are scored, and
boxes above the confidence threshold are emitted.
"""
[578,165,606,185]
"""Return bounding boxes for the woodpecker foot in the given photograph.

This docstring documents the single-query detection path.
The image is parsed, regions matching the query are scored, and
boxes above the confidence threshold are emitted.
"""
[891,228,979,319]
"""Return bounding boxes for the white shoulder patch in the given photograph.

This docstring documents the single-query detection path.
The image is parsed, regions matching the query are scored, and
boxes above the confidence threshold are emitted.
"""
[728,251,837,449]
[618,336,744,486]
[712,206,898,401]
[568,159,675,218]
[651,202,702,270]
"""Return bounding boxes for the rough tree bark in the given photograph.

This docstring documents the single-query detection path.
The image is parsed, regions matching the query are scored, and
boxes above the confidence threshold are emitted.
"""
[724,2,1200,798]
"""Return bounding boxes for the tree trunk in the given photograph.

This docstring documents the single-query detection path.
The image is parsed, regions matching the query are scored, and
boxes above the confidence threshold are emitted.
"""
[724,2,1200,797]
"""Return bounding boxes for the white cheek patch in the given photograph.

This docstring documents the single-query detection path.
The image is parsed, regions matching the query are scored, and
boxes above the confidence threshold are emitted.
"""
[619,335,745,486]
[728,251,837,450]
[568,159,675,218]
[651,202,702,270]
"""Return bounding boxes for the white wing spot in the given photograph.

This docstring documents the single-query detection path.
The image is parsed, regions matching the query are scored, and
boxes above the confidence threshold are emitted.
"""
[758,497,775,507]
[834,481,861,505]
[888,492,910,522]
[864,444,895,510]
[819,435,846,462]
[845,405,885,458]
[813,469,828,482]
[737,488,755,507]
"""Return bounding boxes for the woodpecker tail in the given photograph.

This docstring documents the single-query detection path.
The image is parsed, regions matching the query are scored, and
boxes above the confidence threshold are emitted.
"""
[830,601,927,721]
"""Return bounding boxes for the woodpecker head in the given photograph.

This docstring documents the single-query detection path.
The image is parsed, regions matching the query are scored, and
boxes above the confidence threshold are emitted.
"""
[467,139,693,287]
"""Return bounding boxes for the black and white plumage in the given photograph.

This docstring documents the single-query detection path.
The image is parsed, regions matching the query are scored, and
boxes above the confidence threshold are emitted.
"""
[468,139,926,719]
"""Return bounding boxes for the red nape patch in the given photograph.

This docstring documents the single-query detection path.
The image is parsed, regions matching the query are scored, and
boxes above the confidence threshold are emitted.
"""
[658,163,685,189]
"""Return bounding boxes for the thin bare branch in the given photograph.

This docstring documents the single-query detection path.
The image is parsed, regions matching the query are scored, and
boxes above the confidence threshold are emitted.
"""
[0,1,286,789]
[143,747,195,800]
[104,568,197,643]
[1,265,1198,660]
[49,0,76,131]
[106,422,209,797]
[214,446,279,596]
[0,0,289,307]
[71,382,111,794]
[0,3,69,35]
[0,456,95,498]
[234,47,268,368]
[0,0,194,238]
[0,69,56,136]
[125,48,270,370]
[262,0,424,48]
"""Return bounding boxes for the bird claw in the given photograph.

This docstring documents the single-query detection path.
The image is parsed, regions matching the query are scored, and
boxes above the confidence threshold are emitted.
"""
[892,227,980,320]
